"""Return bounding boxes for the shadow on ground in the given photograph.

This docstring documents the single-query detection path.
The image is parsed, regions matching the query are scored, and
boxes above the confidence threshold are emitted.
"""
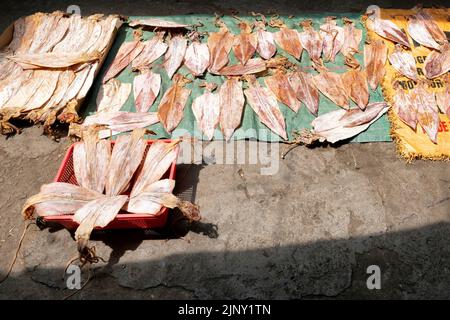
[1,221,449,299]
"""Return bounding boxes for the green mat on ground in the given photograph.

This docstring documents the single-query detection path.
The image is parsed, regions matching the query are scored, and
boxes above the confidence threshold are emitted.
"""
[82,13,391,142]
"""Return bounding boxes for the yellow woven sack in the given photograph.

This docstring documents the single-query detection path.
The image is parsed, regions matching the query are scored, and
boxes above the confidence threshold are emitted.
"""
[366,8,449,160]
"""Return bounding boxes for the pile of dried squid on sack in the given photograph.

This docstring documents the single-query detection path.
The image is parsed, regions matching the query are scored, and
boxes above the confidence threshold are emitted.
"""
[0,11,123,135]
[22,127,201,262]
[73,13,391,146]
[364,5,449,145]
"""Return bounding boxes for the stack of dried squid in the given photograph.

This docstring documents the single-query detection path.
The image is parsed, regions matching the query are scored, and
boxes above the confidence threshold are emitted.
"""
[79,14,391,144]
[0,12,123,135]
[365,6,449,144]
[22,127,200,258]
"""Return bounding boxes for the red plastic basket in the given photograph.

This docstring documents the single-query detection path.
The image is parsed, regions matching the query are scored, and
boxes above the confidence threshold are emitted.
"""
[43,140,177,230]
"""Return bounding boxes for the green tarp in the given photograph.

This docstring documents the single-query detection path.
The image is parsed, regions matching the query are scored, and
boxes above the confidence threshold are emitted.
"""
[82,13,391,142]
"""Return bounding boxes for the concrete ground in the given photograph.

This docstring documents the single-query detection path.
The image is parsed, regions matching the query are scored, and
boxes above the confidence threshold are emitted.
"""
[0,1,449,300]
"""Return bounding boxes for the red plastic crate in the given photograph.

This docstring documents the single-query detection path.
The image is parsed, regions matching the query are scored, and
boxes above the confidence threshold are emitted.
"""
[43,140,177,230]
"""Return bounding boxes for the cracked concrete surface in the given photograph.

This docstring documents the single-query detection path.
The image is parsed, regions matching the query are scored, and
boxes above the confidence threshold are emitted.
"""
[1,0,450,300]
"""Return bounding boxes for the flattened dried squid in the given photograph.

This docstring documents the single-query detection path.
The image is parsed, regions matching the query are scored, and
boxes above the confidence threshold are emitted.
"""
[407,15,440,51]
[73,126,111,194]
[105,128,147,196]
[22,182,104,219]
[424,44,450,79]
[284,103,388,156]
[365,6,410,48]
[80,111,159,139]
[158,75,191,133]
[312,72,349,109]
[132,32,168,70]
[103,36,144,83]
[8,51,101,70]
[388,44,419,81]
[133,69,161,113]
[311,102,388,143]
[264,70,301,112]
[129,18,190,29]
[413,83,439,143]
[232,19,258,65]
[163,34,188,79]
[217,58,266,76]
[392,84,418,130]
[96,79,132,113]
[364,39,388,91]
[270,18,303,60]
[244,75,287,140]
[192,82,220,141]
[415,8,447,46]
[128,140,200,220]
[74,195,128,253]
[251,13,276,60]
[341,18,362,69]
[207,18,234,73]
[184,32,210,77]
[341,69,369,110]
[219,78,245,141]
[435,75,449,118]
[288,71,319,116]
[131,140,180,197]
[320,16,344,63]
[298,20,325,71]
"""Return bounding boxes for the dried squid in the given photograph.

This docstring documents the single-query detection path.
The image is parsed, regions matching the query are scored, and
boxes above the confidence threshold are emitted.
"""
[320,16,344,63]
[365,6,410,48]
[341,69,369,110]
[298,20,325,71]
[103,36,144,83]
[133,69,161,113]
[413,83,439,143]
[80,111,159,139]
[436,75,449,118]
[217,58,266,76]
[270,18,303,60]
[74,195,128,252]
[192,82,220,141]
[424,44,450,79]
[341,18,362,69]
[364,39,388,91]
[8,51,101,70]
[251,13,276,60]
[73,127,111,194]
[310,102,388,143]
[207,18,234,73]
[158,75,191,133]
[388,44,419,81]
[128,140,200,221]
[392,84,418,130]
[232,19,258,65]
[312,72,349,109]
[105,128,147,196]
[219,78,245,141]
[22,70,60,112]
[131,140,180,197]
[415,8,447,46]
[264,70,301,112]
[288,71,319,116]
[163,34,188,79]
[22,182,105,219]
[96,79,132,113]
[132,32,168,70]
[244,75,287,140]
[129,18,189,29]
[407,15,440,51]
[183,32,210,77]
